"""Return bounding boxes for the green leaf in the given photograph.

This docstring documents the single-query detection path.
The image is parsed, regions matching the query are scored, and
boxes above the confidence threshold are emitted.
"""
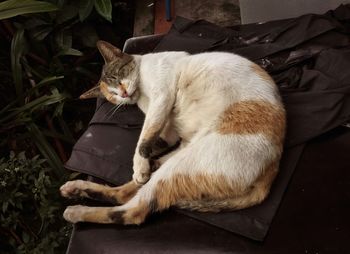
[55,2,79,24]
[22,231,30,244]
[31,25,53,41]
[57,115,75,142]
[40,127,75,144]
[55,30,72,50]
[79,0,94,22]
[25,18,49,29]
[0,0,58,20]
[12,93,68,114]
[0,76,64,117]
[2,201,8,213]
[11,28,25,99]
[55,48,83,57]
[68,172,81,180]
[94,0,112,22]
[0,93,68,125]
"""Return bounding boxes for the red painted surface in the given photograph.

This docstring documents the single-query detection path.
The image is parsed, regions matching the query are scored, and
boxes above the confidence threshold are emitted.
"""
[154,0,175,34]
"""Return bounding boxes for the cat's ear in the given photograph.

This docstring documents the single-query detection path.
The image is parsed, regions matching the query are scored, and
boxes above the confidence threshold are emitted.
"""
[96,40,122,63]
[79,85,102,99]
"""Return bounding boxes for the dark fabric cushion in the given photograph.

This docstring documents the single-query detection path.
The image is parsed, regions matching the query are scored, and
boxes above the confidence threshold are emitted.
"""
[65,3,350,245]
[67,127,350,254]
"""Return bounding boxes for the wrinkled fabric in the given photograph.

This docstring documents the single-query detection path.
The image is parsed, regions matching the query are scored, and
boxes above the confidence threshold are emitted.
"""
[65,4,350,246]
[67,127,350,254]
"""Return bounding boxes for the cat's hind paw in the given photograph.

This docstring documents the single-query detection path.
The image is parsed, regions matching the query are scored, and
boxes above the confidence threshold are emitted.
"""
[63,205,85,223]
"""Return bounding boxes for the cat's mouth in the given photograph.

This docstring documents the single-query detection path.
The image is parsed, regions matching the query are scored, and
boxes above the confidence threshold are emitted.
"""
[100,81,138,104]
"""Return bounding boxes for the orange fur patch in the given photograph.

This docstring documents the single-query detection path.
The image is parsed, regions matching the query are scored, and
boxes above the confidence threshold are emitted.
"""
[251,63,275,84]
[248,160,279,204]
[75,180,139,205]
[90,180,139,204]
[114,181,140,204]
[217,100,286,146]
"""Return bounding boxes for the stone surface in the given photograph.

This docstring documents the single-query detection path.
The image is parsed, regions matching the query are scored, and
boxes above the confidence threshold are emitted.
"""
[133,0,155,36]
[133,0,241,36]
[175,0,240,27]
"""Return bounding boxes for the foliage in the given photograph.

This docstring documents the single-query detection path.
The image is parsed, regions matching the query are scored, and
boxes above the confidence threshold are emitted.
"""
[0,0,58,20]
[0,0,134,252]
[0,152,71,254]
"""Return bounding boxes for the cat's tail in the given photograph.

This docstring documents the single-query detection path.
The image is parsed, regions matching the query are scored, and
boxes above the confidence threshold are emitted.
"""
[175,191,265,212]
[175,167,277,212]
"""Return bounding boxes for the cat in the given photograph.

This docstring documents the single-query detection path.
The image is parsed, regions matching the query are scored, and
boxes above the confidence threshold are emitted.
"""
[60,40,286,225]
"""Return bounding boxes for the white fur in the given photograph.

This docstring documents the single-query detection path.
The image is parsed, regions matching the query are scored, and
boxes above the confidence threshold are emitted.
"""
[62,50,286,221]
[118,51,284,206]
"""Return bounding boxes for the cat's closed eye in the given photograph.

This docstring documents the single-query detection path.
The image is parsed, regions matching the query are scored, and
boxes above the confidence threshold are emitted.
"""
[106,78,119,86]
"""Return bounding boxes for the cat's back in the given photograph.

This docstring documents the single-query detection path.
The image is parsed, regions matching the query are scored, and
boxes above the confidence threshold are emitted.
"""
[177,52,281,105]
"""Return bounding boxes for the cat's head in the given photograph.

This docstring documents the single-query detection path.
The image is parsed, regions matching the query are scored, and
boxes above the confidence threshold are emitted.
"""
[80,40,140,105]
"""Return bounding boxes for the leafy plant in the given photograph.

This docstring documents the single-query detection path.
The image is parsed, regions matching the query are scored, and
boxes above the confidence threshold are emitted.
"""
[0,0,134,252]
[0,152,71,254]
[0,0,58,20]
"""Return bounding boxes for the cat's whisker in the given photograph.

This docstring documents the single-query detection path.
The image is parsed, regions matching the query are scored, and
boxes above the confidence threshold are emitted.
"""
[109,103,124,119]
[106,104,119,118]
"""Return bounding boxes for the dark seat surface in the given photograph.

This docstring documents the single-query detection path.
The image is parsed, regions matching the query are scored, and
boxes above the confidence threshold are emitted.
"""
[67,127,350,254]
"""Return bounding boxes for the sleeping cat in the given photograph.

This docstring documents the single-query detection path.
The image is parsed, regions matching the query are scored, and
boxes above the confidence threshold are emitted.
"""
[60,41,286,225]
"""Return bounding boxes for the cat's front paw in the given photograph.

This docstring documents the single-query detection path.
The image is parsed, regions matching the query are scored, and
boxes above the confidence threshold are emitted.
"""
[133,171,150,185]
[60,180,86,198]
[63,205,85,223]
[139,142,153,158]
[133,155,151,184]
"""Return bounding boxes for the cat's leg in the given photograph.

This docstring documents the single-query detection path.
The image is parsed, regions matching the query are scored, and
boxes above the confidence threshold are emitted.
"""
[158,120,180,147]
[63,205,119,224]
[152,140,189,170]
[62,147,187,224]
[133,96,175,184]
[150,120,179,157]
[149,120,181,172]
[62,188,154,224]
[60,180,140,205]
[62,145,234,225]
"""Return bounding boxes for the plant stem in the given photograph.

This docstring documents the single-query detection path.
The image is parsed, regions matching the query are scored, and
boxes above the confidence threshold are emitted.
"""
[45,115,68,162]
[9,228,24,245]
[27,53,48,66]
[0,227,23,245]
[0,22,11,41]
[2,20,14,36]
[18,219,38,240]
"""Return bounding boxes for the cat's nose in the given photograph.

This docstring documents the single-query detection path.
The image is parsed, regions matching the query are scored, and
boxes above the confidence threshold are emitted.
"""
[121,90,129,98]
[118,83,129,98]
